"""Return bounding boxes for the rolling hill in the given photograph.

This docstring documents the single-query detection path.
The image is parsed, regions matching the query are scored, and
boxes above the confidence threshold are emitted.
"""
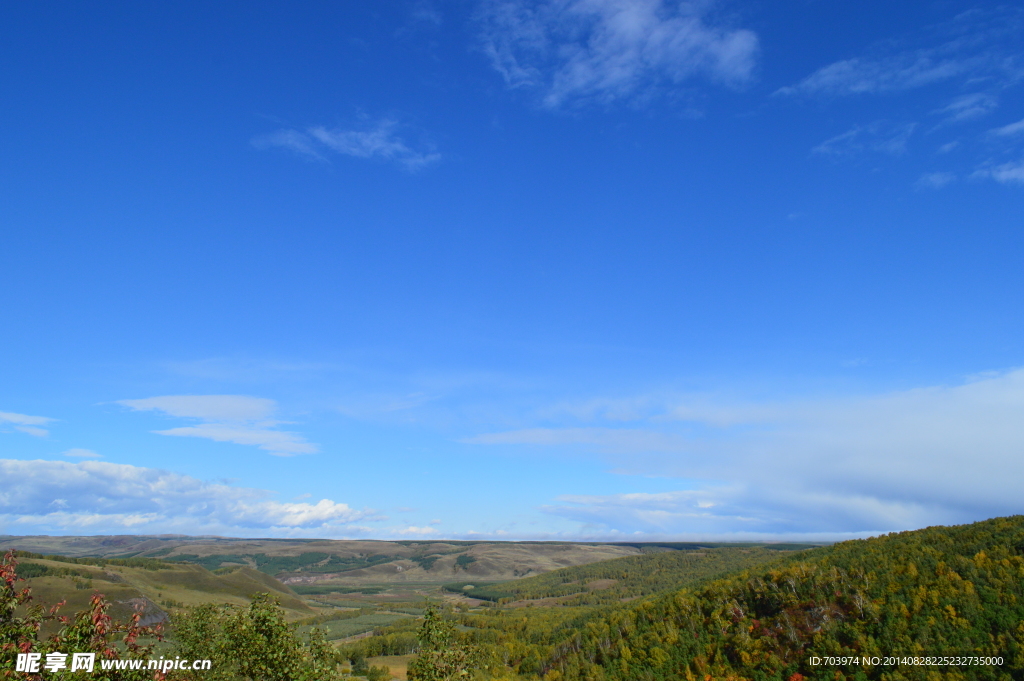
[1,536,817,587]
[532,516,1024,680]
[9,552,312,635]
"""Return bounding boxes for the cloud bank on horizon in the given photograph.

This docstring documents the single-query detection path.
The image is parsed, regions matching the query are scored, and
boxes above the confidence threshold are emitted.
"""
[0,458,372,536]
[466,368,1024,537]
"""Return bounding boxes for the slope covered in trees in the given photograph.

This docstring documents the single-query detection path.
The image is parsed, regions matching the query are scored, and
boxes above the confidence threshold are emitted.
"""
[538,516,1024,680]
[445,546,796,605]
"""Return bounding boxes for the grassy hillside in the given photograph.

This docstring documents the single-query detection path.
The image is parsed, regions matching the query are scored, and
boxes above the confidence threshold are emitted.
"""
[11,552,312,635]
[537,516,1024,680]
[443,546,797,605]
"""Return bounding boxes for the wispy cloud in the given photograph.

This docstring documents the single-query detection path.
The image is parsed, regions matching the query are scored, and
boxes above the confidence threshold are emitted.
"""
[777,9,1024,97]
[933,93,998,124]
[0,410,55,437]
[990,117,1024,137]
[974,160,1024,185]
[119,395,275,421]
[393,525,440,536]
[405,0,442,31]
[468,368,1024,536]
[0,459,373,536]
[119,395,318,456]
[465,426,688,452]
[777,8,1024,185]
[253,119,440,171]
[62,448,102,459]
[777,51,978,97]
[812,121,916,157]
[478,0,758,108]
[916,171,955,189]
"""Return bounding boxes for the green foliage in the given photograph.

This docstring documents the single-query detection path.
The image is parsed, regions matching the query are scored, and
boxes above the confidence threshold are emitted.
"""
[541,516,1024,680]
[339,617,422,659]
[6,562,90,580]
[170,593,341,680]
[408,606,478,681]
[442,582,514,603]
[365,664,392,681]
[454,555,477,572]
[412,556,441,571]
[12,551,169,571]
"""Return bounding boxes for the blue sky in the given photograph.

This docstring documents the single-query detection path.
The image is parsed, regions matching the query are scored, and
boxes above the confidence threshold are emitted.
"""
[2,0,1023,541]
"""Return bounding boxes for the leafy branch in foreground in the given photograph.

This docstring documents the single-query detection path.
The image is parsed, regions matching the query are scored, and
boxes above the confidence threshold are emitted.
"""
[170,593,341,681]
[408,606,478,681]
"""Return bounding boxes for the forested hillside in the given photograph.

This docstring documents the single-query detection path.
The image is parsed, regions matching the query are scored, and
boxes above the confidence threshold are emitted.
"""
[444,546,794,605]
[536,516,1024,680]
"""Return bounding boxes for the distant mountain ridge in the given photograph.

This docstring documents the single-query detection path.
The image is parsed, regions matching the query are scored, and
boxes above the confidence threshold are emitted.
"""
[0,535,821,586]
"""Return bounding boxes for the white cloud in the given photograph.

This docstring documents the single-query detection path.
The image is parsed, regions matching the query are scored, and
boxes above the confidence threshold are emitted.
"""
[0,459,373,536]
[0,411,55,437]
[250,129,326,161]
[406,1,443,30]
[154,424,317,456]
[468,368,1024,536]
[974,159,1024,184]
[916,171,955,189]
[542,489,932,541]
[464,427,687,452]
[253,119,440,171]
[778,52,978,97]
[119,395,318,456]
[478,0,758,108]
[777,10,1023,98]
[990,117,1024,136]
[119,395,275,421]
[62,448,102,459]
[812,122,916,157]
[934,93,998,124]
[394,525,440,536]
